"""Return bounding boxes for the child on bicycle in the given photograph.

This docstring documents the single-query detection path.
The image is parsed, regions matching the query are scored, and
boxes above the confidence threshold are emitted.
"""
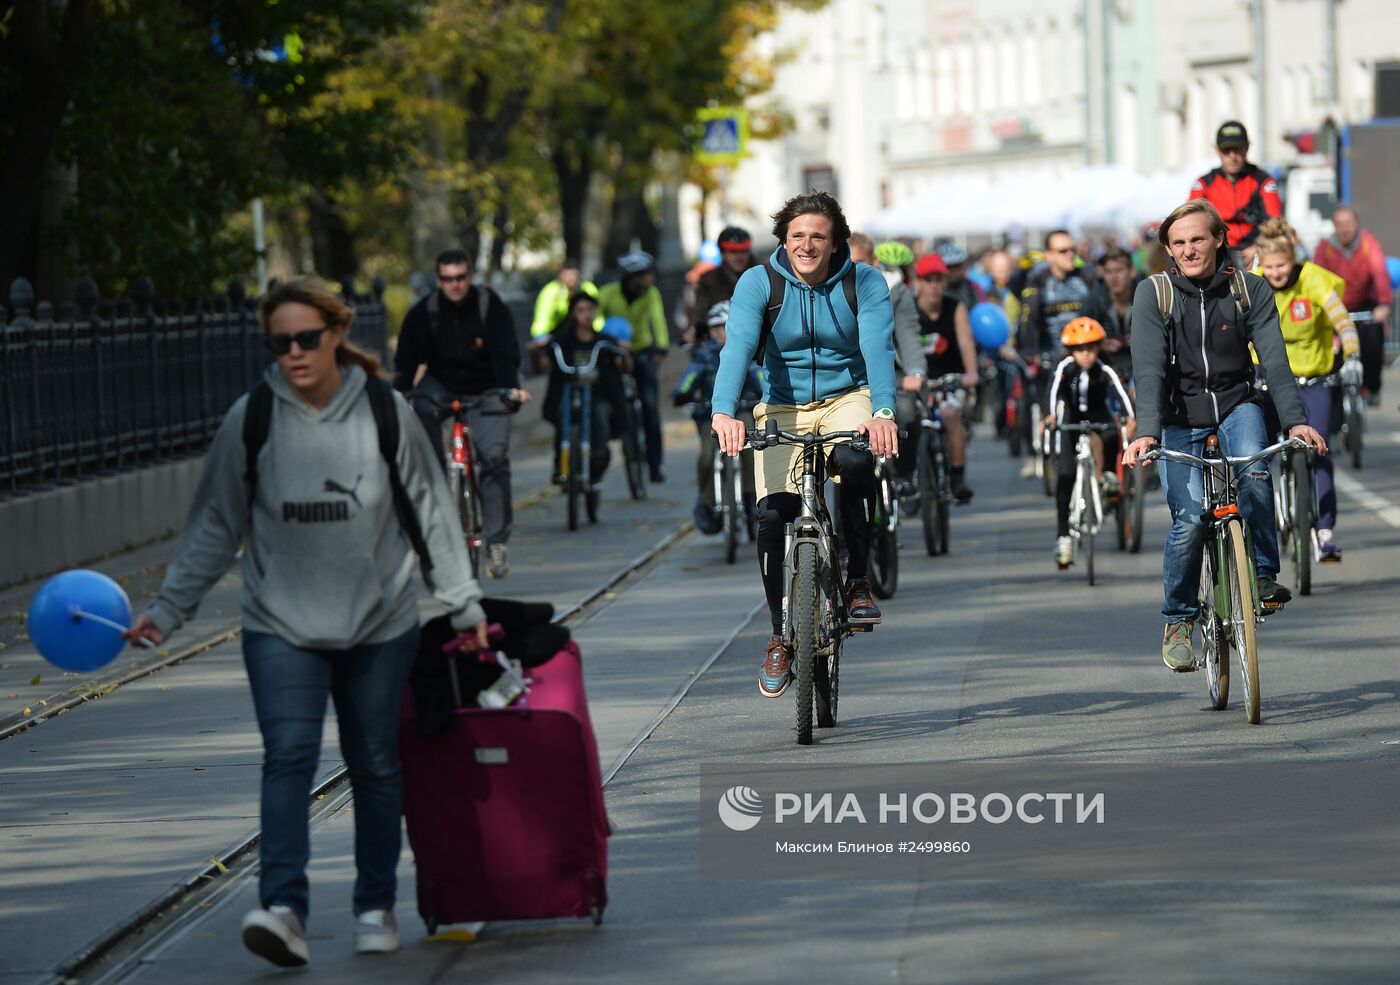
[1044,317,1135,569]
[543,292,630,487]
[673,300,762,533]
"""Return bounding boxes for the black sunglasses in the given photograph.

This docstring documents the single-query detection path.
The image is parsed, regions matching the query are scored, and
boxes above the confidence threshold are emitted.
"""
[438,273,470,284]
[265,327,329,356]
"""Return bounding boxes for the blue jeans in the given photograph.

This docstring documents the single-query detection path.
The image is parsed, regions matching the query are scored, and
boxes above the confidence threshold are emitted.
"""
[1158,401,1279,622]
[243,627,419,921]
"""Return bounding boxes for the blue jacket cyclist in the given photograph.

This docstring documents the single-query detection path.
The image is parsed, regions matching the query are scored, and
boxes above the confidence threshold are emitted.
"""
[710,190,898,699]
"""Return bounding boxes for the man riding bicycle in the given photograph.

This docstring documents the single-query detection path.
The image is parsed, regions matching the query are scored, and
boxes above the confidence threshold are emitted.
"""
[710,191,898,699]
[395,249,531,579]
[1122,201,1326,671]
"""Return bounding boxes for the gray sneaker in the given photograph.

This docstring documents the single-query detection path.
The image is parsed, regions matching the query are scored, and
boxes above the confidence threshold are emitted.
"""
[242,905,309,967]
[486,542,509,579]
[354,909,400,955]
[1162,621,1196,672]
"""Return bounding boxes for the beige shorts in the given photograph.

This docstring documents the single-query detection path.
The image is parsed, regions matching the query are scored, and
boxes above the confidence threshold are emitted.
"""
[753,388,873,500]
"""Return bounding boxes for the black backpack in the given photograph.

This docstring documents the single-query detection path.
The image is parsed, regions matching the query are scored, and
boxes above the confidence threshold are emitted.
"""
[754,263,860,363]
[241,375,436,589]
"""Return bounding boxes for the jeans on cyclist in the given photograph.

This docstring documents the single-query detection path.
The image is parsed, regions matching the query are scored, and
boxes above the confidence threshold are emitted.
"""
[409,373,514,545]
[755,442,875,634]
[1158,402,1279,621]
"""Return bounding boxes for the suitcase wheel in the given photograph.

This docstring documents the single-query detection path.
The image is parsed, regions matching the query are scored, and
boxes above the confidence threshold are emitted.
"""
[590,904,603,926]
[425,917,439,936]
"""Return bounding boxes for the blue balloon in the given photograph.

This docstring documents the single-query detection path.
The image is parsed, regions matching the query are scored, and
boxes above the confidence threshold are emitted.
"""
[967,270,994,293]
[28,569,132,672]
[1387,256,1400,292]
[600,315,633,345]
[969,302,1011,350]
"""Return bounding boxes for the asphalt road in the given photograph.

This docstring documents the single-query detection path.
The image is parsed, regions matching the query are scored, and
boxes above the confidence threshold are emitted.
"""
[4,390,1400,984]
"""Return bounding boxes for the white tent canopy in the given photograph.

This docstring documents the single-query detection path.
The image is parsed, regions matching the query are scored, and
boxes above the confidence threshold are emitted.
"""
[864,162,1215,242]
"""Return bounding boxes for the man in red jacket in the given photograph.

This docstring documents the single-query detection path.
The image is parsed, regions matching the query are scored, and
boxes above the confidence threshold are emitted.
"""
[1314,204,1393,402]
[1188,121,1281,260]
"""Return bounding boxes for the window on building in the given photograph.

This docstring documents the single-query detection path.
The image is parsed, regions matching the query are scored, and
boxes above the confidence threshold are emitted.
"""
[936,47,955,116]
[977,37,996,111]
[999,36,1018,110]
[955,42,974,115]
[1020,35,1040,107]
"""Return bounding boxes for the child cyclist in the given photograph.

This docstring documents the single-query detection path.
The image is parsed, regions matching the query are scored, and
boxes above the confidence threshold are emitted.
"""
[1044,316,1135,568]
[543,292,630,494]
[674,300,762,533]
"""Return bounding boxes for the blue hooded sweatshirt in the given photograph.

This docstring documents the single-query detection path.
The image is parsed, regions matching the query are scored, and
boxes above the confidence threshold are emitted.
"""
[710,244,896,418]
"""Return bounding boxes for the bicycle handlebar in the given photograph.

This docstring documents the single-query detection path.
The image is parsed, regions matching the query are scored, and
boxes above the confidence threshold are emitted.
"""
[742,423,870,454]
[550,339,630,377]
[1143,436,1306,470]
[1052,421,1119,434]
[408,387,520,422]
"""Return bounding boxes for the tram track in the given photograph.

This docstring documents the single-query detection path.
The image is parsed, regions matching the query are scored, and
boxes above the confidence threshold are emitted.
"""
[40,516,698,985]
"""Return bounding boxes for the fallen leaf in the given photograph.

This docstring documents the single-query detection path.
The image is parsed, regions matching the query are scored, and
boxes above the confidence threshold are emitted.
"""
[29,675,41,686]
[156,649,169,658]
[36,699,46,707]
[22,707,30,716]
[208,856,228,873]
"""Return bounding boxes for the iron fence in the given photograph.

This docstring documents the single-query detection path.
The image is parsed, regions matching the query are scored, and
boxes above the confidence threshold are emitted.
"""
[0,275,389,499]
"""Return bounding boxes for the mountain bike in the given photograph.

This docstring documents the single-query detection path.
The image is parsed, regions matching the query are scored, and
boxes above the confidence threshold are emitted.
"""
[1340,312,1371,470]
[1012,353,1057,488]
[551,340,629,531]
[744,420,874,746]
[714,404,757,564]
[409,388,518,577]
[916,373,964,557]
[1146,435,1304,724]
[867,453,899,598]
[1268,375,1332,596]
[1055,421,1116,585]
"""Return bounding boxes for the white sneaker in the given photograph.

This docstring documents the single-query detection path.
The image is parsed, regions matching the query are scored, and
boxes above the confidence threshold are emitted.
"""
[354,909,400,954]
[1020,458,1037,479]
[1055,536,1073,567]
[242,905,309,967]
[486,542,509,579]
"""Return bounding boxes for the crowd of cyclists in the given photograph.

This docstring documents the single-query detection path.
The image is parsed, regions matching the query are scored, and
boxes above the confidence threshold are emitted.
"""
[388,117,1392,692]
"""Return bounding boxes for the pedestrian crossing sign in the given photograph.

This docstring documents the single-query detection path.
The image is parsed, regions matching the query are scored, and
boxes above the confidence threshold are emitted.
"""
[695,107,749,165]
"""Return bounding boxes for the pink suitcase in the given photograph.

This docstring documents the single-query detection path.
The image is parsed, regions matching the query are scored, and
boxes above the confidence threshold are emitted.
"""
[399,641,609,932]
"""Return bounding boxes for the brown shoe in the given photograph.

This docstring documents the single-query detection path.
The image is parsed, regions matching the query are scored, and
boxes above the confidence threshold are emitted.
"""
[847,579,881,624]
[758,635,793,697]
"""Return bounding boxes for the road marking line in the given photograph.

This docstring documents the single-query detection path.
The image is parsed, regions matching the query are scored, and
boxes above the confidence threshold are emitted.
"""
[1334,469,1400,528]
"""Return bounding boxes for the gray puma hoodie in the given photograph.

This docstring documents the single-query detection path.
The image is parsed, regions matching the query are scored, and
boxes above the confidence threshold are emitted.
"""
[146,364,485,649]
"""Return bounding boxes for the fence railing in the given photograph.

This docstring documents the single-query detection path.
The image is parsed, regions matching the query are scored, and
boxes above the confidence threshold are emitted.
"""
[0,275,389,500]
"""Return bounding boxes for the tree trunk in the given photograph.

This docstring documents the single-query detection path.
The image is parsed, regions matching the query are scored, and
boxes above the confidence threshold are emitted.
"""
[0,0,91,291]
[605,186,657,264]
[307,192,359,281]
[552,143,592,264]
[487,201,509,275]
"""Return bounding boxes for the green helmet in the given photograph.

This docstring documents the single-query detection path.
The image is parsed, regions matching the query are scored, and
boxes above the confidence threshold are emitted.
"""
[874,241,914,269]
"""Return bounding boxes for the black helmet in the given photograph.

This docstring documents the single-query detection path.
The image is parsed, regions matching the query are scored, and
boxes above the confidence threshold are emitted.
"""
[717,226,753,252]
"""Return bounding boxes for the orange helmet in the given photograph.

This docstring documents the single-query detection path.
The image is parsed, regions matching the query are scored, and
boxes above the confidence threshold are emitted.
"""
[1060,316,1106,347]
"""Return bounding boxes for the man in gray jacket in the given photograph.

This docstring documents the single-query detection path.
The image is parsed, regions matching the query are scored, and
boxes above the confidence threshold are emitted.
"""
[1122,201,1326,672]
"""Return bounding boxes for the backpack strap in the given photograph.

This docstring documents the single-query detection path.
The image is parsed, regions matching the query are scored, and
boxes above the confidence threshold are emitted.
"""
[242,381,274,508]
[1229,267,1252,318]
[842,266,859,319]
[756,264,787,363]
[1149,271,1175,323]
[365,376,436,590]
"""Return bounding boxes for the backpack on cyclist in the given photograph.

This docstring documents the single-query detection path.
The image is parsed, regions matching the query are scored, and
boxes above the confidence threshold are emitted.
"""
[427,285,494,335]
[242,376,436,588]
[1147,267,1252,324]
[754,263,860,363]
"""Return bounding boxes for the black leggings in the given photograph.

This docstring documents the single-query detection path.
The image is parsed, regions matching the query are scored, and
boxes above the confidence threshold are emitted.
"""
[755,444,876,634]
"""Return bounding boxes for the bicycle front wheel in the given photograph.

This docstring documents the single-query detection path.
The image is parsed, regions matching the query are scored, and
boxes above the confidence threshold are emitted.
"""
[1126,463,1145,553]
[868,477,899,599]
[1199,549,1229,709]
[1345,395,1363,470]
[792,541,819,746]
[566,425,583,531]
[1289,452,1312,596]
[918,433,942,556]
[449,466,482,578]
[721,456,739,565]
[623,421,647,500]
[1225,519,1261,724]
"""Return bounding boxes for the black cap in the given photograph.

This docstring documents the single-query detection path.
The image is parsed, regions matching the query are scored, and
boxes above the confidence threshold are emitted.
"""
[1215,121,1249,149]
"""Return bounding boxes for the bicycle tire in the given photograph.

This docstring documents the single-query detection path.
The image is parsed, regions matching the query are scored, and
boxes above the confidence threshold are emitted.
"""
[1041,436,1057,498]
[1225,519,1261,724]
[815,631,840,729]
[868,498,899,599]
[1127,463,1145,553]
[722,456,739,565]
[448,466,482,578]
[586,487,599,524]
[1290,451,1312,596]
[1344,394,1362,469]
[918,432,941,556]
[566,424,583,532]
[1199,550,1230,710]
[792,541,819,746]
[623,428,647,501]
[935,451,951,555]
